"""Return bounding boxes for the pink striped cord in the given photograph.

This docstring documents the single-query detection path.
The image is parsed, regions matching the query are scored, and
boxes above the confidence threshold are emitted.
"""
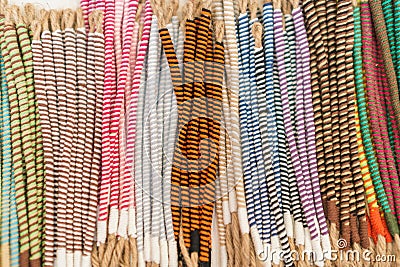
[97,0,117,243]
[108,0,124,225]
[116,0,139,238]
[88,0,96,14]
[125,0,152,234]
[105,0,126,238]
[129,5,141,80]
[80,0,90,30]
[96,0,106,11]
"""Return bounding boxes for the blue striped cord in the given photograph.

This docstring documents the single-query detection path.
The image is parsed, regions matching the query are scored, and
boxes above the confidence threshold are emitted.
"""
[1,54,19,266]
[248,16,274,243]
[283,14,305,228]
[262,1,283,210]
[237,13,263,236]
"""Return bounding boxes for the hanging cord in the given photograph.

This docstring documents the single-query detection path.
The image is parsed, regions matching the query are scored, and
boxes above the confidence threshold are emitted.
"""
[321,3,340,250]
[369,0,400,145]
[353,1,392,256]
[81,10,104,267]
[299,0,336,259]
[88,10,105,267]
[133,26,147,267]
[281,1,322,264]
[14,4,45,263]
[292,1,333,264]
[180,2,197,257]
[236,7,265,263]
[47,8,69,267]
[360,0,400,249]
[69,10,87,266]
[155,1,196,266]
[198,18,221,267]
[125,11,142,262]
[282,12,305,251]
[195,8,217,267]
[274,2,329,266]
[253,18,297,266]
[363,2,400,261]
[0,14,31,266]
[127,1,152,266]
[302,0,333,220]
[364,0,399,218]
[211,0,239,266]
[13,6,45,253]
[395,0,400,85]
[97,0,116,261]
[4,6,42,266]
[105,0,123,262]
[79,8,97,266]
[81,9,96,264]
[248,4,280,261]
[381,0,396,75]
[157,21,174,267]
[160,8,180,267]
[374,29,400,260]
[55,10,78,267]
[0,14,20,266]
[342,0,369,251]
[264,0,305,263]
[142,13,162,266]
[163,0,195,261]
[221,0,252,262]
[42,9,64,266]
[180,2,200,263]
[334,0,352,249]
[115,0,139,261]
[111,0,139,265]
[32,13,57,267]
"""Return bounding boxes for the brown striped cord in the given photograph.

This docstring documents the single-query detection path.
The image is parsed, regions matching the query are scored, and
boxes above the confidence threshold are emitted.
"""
[334,0,352,247]
[79,9,97,258]
[33,12,58,266]
[62,10,79,264]
[32,19,55,265]
[83,10,104,259]
[49,9,72,263]
[302,0,341,234]
[85,10,104,259]
[324,0,341,221]
[73,9,88,256]
[41,10,61,265]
